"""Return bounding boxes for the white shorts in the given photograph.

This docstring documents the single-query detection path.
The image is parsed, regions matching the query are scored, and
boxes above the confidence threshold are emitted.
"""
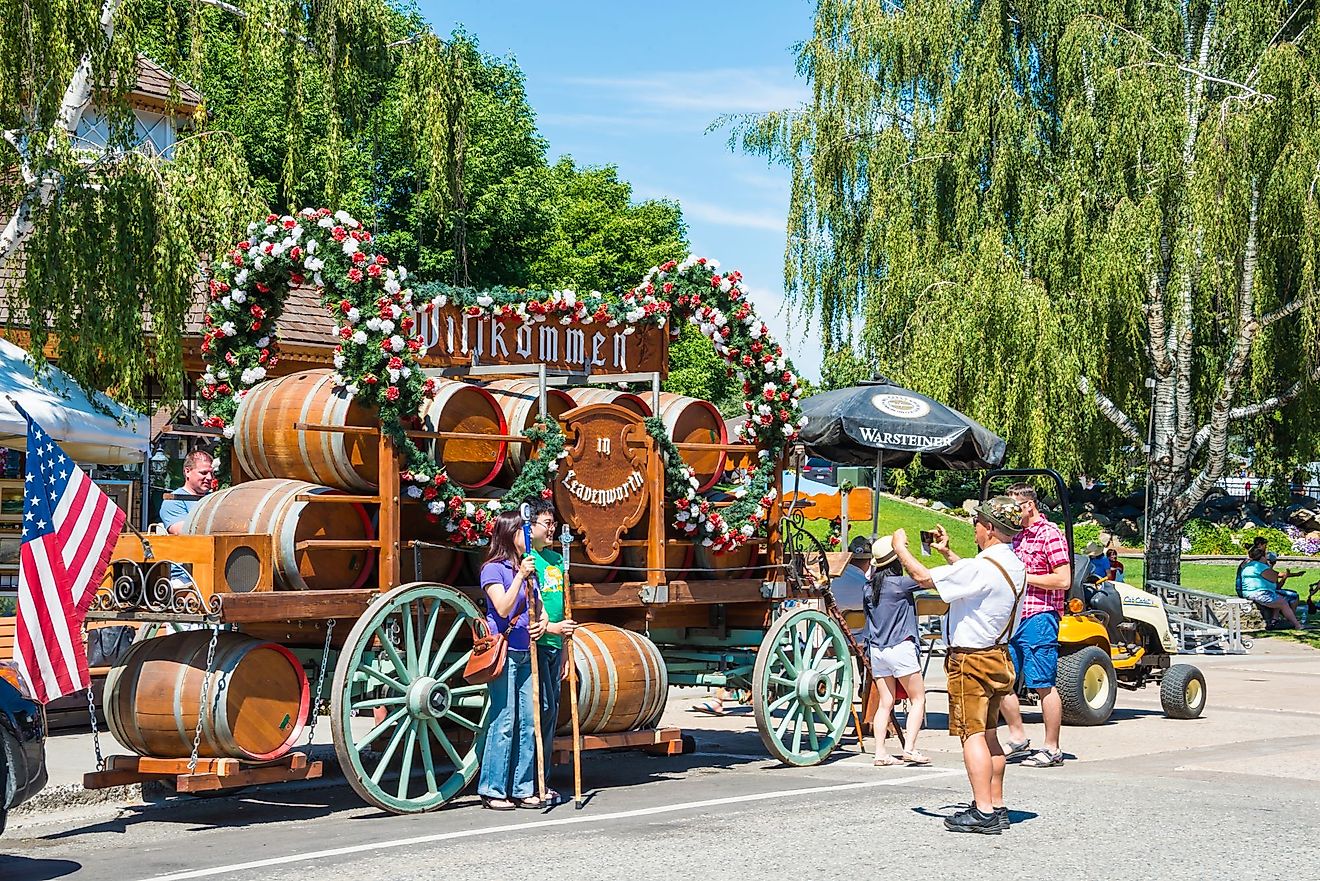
[869,639,921,679]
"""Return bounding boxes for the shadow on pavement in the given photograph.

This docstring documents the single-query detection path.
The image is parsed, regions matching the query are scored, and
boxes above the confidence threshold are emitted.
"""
[0,855,82,881]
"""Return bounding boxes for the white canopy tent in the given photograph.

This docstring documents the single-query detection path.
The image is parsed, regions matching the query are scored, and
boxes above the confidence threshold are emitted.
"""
[0,337,149,466]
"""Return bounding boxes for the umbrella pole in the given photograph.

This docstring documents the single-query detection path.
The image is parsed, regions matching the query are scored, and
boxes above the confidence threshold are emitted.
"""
[871,449,882,540]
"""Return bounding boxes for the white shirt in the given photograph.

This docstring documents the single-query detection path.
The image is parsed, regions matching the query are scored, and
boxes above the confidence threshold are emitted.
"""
[929,542,1026,649]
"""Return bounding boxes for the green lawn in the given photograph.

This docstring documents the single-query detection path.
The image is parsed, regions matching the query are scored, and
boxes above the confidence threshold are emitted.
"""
[804,495,1247,596]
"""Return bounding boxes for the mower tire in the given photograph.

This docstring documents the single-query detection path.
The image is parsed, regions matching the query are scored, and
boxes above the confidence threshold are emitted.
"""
[1057,646,1116,726]
[1160,664,1207,719]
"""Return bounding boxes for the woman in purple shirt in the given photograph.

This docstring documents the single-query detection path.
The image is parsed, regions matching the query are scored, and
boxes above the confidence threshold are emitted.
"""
[476,510,549,810]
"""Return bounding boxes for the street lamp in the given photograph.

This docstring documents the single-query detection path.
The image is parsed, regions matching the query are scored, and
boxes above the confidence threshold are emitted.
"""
[149,447,169,477]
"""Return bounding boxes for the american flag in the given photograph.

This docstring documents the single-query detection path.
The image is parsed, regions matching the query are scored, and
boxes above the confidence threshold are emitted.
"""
[14,408,126,703]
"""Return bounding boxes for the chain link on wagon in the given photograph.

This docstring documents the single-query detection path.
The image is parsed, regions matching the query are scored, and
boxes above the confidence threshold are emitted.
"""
[189,623,222,773]
[81,621,105,772]
[305,618,335,747]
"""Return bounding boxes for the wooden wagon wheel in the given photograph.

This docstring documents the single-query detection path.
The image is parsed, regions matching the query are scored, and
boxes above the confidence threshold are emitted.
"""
[752,607,855,766]
[331,582,489,813]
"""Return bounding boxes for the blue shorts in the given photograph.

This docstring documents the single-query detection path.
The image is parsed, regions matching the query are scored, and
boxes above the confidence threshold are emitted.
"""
[1009,611,1060,690]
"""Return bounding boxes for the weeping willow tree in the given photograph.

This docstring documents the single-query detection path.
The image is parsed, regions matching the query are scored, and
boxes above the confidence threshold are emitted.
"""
[734,0,1320,581]
[0,0,465,412]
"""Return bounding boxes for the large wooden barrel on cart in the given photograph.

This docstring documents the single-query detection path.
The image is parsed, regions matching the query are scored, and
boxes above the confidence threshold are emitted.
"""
[655,392,727,493]
[483,379,575,479]
[568,387,653,417]
[104,631,309,761]
[233,369,379,492]
[418,379,509,488]
[187,478,375,591]
[555,624,667,734]
[694,541,758,580]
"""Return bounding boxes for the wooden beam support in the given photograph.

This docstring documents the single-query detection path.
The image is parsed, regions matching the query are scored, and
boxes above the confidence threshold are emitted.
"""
[215,589,377,623]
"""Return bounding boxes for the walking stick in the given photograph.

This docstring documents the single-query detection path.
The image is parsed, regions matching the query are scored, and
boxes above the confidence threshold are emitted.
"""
[521,504,548,805]
[559,524,585,809]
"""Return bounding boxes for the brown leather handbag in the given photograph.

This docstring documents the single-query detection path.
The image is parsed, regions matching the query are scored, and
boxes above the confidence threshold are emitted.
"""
[463,615,508,685]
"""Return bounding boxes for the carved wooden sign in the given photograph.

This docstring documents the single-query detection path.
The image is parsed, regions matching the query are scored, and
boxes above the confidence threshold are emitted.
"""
[553,403,650,563]
[415,305,668,376]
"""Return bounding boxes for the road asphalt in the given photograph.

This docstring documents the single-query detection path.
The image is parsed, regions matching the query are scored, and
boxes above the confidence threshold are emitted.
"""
[3,638,1318,881]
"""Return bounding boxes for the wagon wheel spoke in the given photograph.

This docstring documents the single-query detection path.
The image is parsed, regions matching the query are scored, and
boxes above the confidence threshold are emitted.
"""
[774,646,798,678]
[357,663,408,694]
[357,706,409,752]
[437,649,473,683]
[427,615,466,679]
[369,712,413,784]
[417,599,443,673]
[403,606,420,672]
[419,722,439,793]
[443,710,481,733]
[426,717,465,768]
[352,695,406,711]
[769,674,795,688]
[767,691,796,714]
[396,723,419,799]
[374,625,412,685]
[805,707,821,752]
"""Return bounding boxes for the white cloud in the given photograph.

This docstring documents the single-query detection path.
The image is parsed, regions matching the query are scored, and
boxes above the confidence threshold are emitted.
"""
[682,199,785,233]
[561,68,807,115]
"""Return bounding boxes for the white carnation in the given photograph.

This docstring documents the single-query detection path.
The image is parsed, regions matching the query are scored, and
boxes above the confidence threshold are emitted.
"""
[257,336,271,348]
[390,336,405,352]
[346,383,360,396]
[232,291,247,304]
[219,321,236,337]
[347,307,361,324]
[406,486,422,499]
[352,330,368,344]
[366,317,382,332]
[333,354,345,369]
[380,319,395,334]
[342,237,359,255]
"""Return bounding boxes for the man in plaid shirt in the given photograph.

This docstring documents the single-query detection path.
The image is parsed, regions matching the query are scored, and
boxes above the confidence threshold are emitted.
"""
[999,483,1071,767]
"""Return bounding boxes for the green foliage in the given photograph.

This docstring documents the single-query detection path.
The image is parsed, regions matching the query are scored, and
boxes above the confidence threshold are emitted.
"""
[819,345,870,391]
[1072,521,1102,549]
[1184,519,1292,556]
[665,322,740,414]
[730,0,1320,485]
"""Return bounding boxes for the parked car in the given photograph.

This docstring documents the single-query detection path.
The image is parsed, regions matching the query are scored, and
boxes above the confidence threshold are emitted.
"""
[1,662,48,836]
[802,456,837,486]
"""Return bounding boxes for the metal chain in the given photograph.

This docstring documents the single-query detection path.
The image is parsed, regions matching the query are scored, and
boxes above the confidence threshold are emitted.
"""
[81,622,105,772]
[305,618,335,747]
[189,623,221,773]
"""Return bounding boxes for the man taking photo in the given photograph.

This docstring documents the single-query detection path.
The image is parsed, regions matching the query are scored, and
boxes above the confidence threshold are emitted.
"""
[893,497,1026,834]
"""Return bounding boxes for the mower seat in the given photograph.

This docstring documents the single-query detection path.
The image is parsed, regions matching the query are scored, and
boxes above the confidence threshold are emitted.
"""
[1086,582,1125,645]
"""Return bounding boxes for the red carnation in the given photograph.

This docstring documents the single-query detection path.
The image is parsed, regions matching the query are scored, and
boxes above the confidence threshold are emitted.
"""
[290,273,304,285]
[385,386,400,401]
[435,473,447,485]
[250,304,265,318]
[237,241,250,251]
[423,486,437,501]
[375,254,389,266]
[339,326,352,339]
[352,251,367,265]
[266,213,278,223]
[282,218,296,230]
[332,226,347,242]
[290,246,302,260]
[251,320,262,331]
[364,374,378,385]
[347,268,364,283]
[388,356,403,370]
[778,409,790,421]
[341,299,352,313]
[697,257,706,265]
[367,263,382,278]
[231,253,244,267]
[380,338,393,351]
[710,275,721,288]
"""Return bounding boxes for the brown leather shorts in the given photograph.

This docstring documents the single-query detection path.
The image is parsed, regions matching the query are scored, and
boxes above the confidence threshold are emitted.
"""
[945,645,1015,741]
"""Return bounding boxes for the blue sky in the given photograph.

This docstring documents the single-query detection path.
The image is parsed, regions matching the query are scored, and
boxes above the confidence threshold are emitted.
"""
[418,1,825,380]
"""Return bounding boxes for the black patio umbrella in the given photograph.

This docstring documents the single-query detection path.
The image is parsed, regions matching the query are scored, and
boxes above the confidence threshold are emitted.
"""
[796,377,1007,534]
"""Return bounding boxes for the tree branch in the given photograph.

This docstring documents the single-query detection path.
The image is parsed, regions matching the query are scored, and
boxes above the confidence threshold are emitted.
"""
[1079,375,1144,444]
[195,0,317,52]
[1261,296,1306,327]
[1189,364,1320,458]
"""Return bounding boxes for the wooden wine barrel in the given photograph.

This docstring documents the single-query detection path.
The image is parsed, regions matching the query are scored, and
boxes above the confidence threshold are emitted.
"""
[484,379,575,479]
[233,369,378,492]
[694,541,758,580]
[568,387,652,417]
[655,392,727,492]
[400,506,466,584]
[187,478,375,591]
[555,624,667,734]
[621,536,694,581]
[418,379,509,488]
[104,631,308,761]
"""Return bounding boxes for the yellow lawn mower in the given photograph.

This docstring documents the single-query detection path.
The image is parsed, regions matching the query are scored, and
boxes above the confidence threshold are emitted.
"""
[983,469,1207,726]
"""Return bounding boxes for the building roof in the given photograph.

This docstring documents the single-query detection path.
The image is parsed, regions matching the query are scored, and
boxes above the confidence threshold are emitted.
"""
[127,56,203,111]
[182,275,338,347]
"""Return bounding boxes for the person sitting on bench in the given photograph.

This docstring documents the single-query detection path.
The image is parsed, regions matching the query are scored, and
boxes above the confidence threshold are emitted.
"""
[1240,546,1302,630]
[1265,552,1303,622]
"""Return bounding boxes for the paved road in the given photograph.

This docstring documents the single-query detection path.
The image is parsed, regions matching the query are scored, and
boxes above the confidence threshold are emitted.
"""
[4,641,1319,881]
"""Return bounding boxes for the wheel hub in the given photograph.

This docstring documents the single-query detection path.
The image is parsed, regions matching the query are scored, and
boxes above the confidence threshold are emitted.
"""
[796,668,826,709]
[406,676,450,718]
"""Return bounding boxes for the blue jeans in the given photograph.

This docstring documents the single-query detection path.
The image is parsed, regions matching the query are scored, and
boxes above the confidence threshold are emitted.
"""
[538,644,564,771]
[477,650,536,800]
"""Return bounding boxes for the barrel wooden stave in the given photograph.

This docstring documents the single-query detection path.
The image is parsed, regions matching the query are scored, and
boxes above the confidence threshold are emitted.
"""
[418,379,509,488]
[484,379,575,479]
[694,541,758,580]
[233,369,379,492]
[555,623,667,734]
[104,631,308,761]
[568,387,652,417]
[655,392,727,493]
[187,478,374,591]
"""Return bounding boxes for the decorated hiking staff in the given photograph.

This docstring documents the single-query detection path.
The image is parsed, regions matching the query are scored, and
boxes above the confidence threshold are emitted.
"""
[560,522,585,809]
[521,503,548,806]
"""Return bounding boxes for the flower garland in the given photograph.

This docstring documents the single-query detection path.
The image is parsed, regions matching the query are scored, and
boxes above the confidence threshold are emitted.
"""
[199,209,565,546]
[415,257,806,551]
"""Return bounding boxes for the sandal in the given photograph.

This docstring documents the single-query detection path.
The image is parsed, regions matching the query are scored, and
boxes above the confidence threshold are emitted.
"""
[901,750,931,766]
[1020,749,1064,768]
[873,754,903,766]
[693,699,726,716]
[481,796,516,811]
[1004,739,1032,760]
[515,795,545,809]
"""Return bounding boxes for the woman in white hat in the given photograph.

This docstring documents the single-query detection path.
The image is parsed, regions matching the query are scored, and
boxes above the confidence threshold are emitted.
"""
[865,535,930,766]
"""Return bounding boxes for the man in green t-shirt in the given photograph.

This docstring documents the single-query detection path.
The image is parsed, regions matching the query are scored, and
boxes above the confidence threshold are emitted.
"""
[526,498,576,802]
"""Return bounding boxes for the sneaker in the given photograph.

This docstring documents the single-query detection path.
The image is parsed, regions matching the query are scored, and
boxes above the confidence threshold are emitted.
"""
[1004,739,1032,760]
[943,805,1003,834]
[993,807,1010,831]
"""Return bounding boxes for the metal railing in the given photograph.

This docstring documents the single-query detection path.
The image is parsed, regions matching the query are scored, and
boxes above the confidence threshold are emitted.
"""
[1145,579,1252,654]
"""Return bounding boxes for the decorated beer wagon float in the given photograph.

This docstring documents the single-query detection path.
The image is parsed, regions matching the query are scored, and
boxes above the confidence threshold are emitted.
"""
[85,210,858,812]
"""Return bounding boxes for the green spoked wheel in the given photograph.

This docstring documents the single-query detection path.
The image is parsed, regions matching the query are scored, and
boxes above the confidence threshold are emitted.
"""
[752,607,855,766]
[331,582,489,813]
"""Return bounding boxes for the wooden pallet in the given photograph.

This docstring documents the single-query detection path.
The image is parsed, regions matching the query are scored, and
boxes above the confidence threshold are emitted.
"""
[83,751,322,793]
[549,727,684,766]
